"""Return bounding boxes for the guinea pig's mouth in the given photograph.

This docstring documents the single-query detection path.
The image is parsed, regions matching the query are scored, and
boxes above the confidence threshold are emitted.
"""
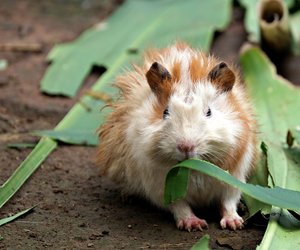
[176,154,201,163]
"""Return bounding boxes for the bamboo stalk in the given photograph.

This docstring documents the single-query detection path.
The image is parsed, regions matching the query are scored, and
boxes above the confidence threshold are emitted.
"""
[259,0,292,57]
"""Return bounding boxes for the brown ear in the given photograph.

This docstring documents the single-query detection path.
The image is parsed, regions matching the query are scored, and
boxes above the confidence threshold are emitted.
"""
[208,62,235,92]
[146,62,172,102]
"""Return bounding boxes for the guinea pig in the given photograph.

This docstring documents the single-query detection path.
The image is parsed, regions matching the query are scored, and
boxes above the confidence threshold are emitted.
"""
[97,42,257,231]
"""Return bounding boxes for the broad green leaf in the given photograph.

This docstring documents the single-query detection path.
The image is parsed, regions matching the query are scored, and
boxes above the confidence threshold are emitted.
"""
[191,234,210,250]
[240,47,300,250]
[240,47,300,191]
[0,138,57,208]
[32,102,112,146]
[0,206,35,227]
[41,0,232,97]
[164,159,300,211]
[33,130,98,146]
[237,0,261,42]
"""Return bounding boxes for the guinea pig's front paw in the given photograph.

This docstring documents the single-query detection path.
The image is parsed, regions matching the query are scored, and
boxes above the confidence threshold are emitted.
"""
[220,213,244,230]
[176,215,208,232]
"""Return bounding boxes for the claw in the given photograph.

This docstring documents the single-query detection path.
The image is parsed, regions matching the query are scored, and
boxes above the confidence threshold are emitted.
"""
[177,220,184,230]
[176,215,208,232]
[220,213,244,230]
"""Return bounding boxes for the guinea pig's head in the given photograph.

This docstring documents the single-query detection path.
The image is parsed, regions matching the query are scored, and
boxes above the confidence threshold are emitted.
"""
[144,61,245,164]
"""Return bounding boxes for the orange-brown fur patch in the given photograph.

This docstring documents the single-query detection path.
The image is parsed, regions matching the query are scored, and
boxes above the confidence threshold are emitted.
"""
[250,132,258,172]
[145,62,174,122]
[146,62,172,104]
[189,56,210,82]
[225,126,249,174]
[97,70,144,181]
[171,61,182,83]
[150,77,175,122]
[220,91,256,174]
[151,99,168,122]
[175,42,189,51]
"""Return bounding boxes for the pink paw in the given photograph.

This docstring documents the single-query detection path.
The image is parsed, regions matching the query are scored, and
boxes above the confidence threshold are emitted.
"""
[220,214,244,230]
[177,215,208,232]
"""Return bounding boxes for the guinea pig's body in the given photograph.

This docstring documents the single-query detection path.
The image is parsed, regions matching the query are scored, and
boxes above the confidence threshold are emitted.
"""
[97,43,257,231]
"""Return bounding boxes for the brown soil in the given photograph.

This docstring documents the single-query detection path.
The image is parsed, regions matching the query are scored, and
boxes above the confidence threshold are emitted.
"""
[2,1,298,249]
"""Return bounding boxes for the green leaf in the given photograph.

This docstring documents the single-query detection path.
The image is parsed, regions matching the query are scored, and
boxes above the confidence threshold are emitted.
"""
[164,167,190,206]
[6,143,36,149]
[240,47,300,250]
[237,0,261,42]
[164,159,300,211]
[41,0,232,97]
[243,142,271,217]
[0,206,35,227]
[33,130,98,146]
[0,138,57,208]
[191,235,210,250]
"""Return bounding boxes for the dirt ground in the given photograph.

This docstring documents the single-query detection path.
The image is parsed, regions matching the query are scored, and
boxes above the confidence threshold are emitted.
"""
[2,1,299,249]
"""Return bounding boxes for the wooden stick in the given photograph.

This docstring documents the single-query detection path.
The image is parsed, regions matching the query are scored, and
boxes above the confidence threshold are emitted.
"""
[0,42,43,52]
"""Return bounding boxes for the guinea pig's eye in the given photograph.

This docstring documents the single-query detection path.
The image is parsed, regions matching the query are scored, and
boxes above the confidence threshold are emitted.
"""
[163,107,170,119]
[206,107,212,117]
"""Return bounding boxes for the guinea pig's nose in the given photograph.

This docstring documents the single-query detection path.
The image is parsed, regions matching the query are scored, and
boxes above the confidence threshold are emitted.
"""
[177,142,195,155]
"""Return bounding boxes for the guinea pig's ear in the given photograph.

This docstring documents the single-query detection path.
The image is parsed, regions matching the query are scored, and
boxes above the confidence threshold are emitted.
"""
[208,62,235,92]
[146,62,172,100]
